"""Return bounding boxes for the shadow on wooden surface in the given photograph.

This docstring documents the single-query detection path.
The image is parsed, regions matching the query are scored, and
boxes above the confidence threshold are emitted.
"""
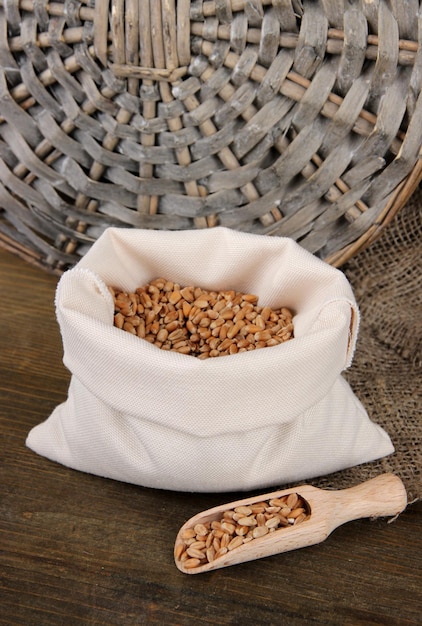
[0,248,421,626]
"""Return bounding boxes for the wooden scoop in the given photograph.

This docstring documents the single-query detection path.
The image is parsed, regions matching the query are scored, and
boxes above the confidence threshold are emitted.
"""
[174,473,407,574]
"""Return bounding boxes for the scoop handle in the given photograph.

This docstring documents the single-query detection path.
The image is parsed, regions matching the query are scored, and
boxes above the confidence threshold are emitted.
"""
[331,473,407,529]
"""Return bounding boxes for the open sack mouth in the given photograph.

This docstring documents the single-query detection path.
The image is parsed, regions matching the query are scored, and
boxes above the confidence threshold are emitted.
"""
[109,278,295,360]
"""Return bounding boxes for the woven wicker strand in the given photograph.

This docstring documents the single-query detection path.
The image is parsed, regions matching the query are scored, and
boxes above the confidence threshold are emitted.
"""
[0,0,421,273]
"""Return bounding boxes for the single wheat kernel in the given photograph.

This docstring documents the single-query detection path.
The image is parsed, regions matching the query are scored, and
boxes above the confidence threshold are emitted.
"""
[252,525,269,538]
[228,536,245,550]
[184,558,202,569]
[187,547,207,559]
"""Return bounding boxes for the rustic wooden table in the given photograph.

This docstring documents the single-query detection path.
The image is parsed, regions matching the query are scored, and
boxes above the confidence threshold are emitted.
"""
[0,247,421,626]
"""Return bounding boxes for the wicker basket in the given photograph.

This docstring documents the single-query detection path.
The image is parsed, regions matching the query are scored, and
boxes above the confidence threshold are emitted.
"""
[0,0,421,274]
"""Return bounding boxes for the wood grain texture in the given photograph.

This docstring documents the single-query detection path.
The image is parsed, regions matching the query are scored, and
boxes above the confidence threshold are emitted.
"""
[0,248,421,625]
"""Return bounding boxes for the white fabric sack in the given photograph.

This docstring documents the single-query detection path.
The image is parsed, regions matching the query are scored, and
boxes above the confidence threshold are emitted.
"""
[26,227,393,492]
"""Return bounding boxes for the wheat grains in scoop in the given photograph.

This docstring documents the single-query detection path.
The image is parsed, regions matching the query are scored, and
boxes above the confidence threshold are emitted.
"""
[174,474,407,574]
[110,278,294,358]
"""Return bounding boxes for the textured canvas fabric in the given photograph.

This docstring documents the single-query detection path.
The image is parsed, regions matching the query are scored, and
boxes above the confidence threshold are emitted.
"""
[26,227,393,491]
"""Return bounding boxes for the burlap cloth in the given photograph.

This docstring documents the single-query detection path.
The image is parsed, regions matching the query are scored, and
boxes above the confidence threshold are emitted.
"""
[297,185,421,504]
